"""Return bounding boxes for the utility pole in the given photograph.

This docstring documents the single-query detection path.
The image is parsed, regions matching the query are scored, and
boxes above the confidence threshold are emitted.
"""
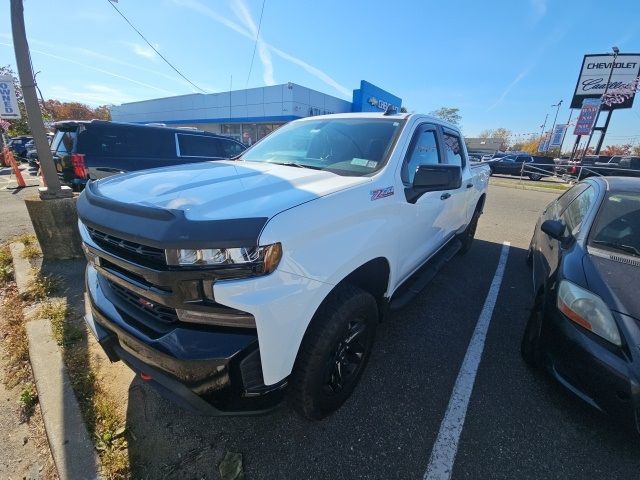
[582,46,619,159]
[10,0,71,199]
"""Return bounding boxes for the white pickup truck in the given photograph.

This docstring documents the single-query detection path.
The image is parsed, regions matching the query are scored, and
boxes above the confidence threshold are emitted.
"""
[78,112,490,419]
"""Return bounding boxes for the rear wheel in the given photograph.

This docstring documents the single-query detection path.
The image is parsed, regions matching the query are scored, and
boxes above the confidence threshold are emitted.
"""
[289,284,377,420]
[529,173,542,181]
[459,207,481,255]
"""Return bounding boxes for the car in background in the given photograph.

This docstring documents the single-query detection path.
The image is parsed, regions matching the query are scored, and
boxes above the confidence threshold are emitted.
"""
[50,120,247,190]
[555,155,611,178]
[589,156,640,179]
[522,176,640,432]
[25,134,54,168]
[488,153,555,180]
[7,136,33,159]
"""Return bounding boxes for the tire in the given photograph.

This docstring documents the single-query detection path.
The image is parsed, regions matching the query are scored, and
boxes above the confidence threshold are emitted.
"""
[459,210,480,255]
[521,295,544,368]
[529,173,542,181]
[288,284,377,420]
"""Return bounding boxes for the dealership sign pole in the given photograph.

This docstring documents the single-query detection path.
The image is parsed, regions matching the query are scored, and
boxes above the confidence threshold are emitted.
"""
[571,49,640,159]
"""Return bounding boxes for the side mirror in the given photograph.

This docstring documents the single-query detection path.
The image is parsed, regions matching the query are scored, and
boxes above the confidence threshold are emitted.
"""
[541,219,566,241]
[412,164,462,192]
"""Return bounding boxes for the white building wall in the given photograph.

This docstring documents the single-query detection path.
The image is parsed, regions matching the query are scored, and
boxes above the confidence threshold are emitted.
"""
[110,83,351,125]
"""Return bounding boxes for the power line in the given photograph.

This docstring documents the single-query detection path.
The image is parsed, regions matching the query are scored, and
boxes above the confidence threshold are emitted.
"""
[246,0,266,87]
[104,0,206,93]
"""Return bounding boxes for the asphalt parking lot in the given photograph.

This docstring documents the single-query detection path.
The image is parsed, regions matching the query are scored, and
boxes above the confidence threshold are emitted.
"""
[113,182,640,479]
[2,172,639,479]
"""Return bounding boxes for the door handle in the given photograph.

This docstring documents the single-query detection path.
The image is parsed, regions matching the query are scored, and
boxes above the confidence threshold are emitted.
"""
[440,192,451,200]
[466,183,473,189]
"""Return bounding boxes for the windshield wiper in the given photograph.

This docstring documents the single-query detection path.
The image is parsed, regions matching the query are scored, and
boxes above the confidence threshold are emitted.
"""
[269,161,322,170]
[591,240,640,256]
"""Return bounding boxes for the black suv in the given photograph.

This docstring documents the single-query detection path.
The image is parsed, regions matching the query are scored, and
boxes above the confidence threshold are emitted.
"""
[488,154,556,180]
[51,120,247,190]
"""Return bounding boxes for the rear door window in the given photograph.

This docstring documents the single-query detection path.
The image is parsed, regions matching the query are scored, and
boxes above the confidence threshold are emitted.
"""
[52,130,77,155]
[443,132,465,167]
[177,134,223,158]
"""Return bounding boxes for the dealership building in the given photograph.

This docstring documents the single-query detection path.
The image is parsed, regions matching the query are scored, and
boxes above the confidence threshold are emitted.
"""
[110,80,402,145]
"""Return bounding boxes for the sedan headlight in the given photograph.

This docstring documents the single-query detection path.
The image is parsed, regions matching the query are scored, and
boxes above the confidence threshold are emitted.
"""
[165,243,282,275]
[557,280,621,346]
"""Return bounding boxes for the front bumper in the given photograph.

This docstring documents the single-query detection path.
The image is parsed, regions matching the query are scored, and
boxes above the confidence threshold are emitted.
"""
[85,264,286,415]
[543,306,640,432]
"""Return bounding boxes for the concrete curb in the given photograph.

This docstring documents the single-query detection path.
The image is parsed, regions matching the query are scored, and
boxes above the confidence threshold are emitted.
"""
[489,181,568,194]
[9,242,36,296]
[10,246,102,479]
[26,319,101,480]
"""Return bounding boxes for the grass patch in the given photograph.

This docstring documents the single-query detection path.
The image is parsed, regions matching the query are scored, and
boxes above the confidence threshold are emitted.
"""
[22,243,42,260]
[16,233,37,247]
[25,271,58,301]
[1,290,30,388]
[39,300,83,346]
[0,245,12,285]
[18,381,38,422]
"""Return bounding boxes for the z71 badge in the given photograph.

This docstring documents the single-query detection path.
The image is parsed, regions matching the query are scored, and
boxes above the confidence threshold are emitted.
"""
[370,186,394,201]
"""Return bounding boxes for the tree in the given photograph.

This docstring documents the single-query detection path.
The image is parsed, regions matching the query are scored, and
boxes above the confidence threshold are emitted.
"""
[601,144,632,156]
[477,128,512,147]
[42,100,111,121]
[633,145,640,156]
[429,107,461,126]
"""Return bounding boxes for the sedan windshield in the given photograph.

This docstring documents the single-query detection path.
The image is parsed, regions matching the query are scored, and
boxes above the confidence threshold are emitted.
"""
[240,118,403,176]
[589,191,640,257]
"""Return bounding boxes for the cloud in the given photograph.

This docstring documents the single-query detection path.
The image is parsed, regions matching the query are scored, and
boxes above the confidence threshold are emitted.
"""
[124,41,158,60]
[170,0,350,97]
[231,0,274,85]
[46,84,135,105]
[0,42,175,96]
[488,68,530,110]
[530,0,547,21]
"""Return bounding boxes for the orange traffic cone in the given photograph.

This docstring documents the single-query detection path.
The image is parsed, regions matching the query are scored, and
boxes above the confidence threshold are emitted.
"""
[3,147,27,188]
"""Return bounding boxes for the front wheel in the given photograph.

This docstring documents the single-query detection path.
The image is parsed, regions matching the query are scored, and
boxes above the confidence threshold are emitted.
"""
[529,173,542,181]
[289,284,377,420]
[521,296,544,368]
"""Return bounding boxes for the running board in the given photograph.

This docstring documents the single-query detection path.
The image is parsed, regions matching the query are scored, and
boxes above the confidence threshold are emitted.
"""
[389,239,462,311]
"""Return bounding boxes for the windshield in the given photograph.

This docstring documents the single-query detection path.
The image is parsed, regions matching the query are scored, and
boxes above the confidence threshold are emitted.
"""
[589,191,640,257]
[240,118,403,176]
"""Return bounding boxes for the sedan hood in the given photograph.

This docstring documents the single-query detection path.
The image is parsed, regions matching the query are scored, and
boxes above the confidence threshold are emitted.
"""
[584,251,640,321]
[93,160,369,221]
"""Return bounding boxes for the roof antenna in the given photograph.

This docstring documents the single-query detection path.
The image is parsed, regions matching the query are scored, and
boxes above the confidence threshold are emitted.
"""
[383,104,397,116]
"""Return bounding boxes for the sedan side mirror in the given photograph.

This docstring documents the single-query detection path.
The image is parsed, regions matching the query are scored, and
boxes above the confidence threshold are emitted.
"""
[541,219,566,241]
[413,164,462,192]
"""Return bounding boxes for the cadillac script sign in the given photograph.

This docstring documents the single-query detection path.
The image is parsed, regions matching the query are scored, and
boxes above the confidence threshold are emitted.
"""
[571,53,640,109]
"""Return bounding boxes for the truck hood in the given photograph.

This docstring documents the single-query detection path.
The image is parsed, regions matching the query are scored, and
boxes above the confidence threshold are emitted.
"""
[93,160,370,221]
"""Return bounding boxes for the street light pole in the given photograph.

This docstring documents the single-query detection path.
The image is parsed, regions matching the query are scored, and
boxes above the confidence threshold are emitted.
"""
[582,46,619,159]
[539,113,549,138]
[10,0,71,199]
[549,100,563,143]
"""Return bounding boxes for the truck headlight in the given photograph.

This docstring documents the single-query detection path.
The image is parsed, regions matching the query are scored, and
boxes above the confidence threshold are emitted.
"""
[557,280,621,346]
[165,243,282,274]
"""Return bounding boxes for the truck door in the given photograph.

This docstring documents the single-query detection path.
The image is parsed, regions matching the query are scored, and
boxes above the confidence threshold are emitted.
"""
[396,123,449,276]
[441,128,473,233]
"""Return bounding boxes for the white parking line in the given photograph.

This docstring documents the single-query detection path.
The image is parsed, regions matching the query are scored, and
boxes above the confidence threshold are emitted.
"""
[424,241,511,480]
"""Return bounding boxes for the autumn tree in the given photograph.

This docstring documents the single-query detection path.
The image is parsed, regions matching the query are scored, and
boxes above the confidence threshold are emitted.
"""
[601,144,632,156]
[429,107,461,126]
[42,100,111,121]
[478,128,512,147]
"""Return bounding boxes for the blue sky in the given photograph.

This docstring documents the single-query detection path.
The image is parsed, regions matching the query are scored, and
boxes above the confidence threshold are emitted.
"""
[1,0,639,147]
